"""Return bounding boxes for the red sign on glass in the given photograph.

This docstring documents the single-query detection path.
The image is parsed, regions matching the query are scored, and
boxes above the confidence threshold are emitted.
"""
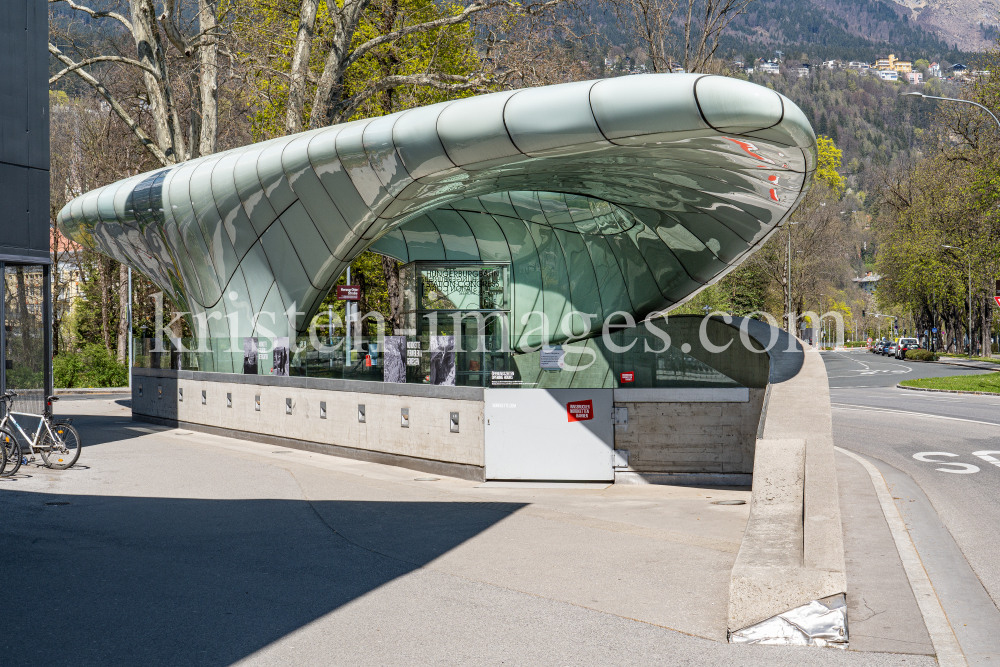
[620,371,635,383]
[337,285,360,301]
[567,400,594,422]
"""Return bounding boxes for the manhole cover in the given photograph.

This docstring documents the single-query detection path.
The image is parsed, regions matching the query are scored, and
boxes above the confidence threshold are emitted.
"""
[414,477,439,482]
[712,500,746,506]
[45,501,70,506]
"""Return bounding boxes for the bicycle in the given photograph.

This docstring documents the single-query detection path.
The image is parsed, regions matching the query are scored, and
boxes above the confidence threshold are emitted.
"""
[0,391,81,471]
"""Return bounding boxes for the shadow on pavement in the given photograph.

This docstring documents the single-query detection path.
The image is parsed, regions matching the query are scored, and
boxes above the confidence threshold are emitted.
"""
[0,490,524,666]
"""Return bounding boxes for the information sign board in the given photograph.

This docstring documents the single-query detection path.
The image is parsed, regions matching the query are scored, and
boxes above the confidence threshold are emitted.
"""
[336,285,360,301]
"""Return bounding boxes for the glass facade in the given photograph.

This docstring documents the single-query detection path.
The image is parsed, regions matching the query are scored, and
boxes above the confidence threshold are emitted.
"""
[2,264,51,415]
[59,73,815,387]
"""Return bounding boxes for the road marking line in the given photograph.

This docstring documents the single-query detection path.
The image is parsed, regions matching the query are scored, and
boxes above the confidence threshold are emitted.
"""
[831,404,1000,428]
[835,447,967,667]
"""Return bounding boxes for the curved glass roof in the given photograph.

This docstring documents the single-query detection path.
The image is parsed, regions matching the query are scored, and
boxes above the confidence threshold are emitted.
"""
[57,73,816,347]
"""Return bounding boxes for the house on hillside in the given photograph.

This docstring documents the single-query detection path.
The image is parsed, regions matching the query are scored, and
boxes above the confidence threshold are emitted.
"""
[929,62,941,77]
[876,69,898,82]
[874,54,912,73]
[795,65,810,77]
[853,272,881,294]
[759,61,780,74]
[905,71,923,84]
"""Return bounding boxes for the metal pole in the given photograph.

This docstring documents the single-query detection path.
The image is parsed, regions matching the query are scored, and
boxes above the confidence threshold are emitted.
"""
[786,226,791,332]
[969,252,973,357]
[128,267,133,389]
[43,264,52,401]
[328,305,333,369]
[345,267,352,367]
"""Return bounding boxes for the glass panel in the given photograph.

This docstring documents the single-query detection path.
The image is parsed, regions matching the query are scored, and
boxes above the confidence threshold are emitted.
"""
[418,265,507,311]
[5,265,46,415]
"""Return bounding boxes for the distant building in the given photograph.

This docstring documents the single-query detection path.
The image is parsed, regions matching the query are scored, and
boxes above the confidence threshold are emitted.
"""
[853,272,881,294]
[874,54,912,73]
[822,60,840,69]
[905,71,923,84]
[759,61,780,74]
[795,66,810,77]
[876,69,898,82]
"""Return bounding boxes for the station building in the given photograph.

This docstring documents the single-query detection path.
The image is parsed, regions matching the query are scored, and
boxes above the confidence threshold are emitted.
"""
[59,74,816,482]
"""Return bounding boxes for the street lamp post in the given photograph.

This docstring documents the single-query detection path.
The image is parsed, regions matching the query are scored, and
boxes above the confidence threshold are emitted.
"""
[901,92,1000,130]
[943,245,973,357]
[786,221,802,334]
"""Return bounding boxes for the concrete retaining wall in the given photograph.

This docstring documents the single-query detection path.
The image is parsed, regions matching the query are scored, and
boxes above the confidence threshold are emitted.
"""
[727,344,847,636]
[613,388,765,476]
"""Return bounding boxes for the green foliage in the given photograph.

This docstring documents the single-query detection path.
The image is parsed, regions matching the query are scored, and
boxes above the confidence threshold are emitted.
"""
[905,349,937,361]
[241,0,481,140]
[670,262,773,317]
[54,344,128,388]
[815,136,845,195]
[899,373,1000,393]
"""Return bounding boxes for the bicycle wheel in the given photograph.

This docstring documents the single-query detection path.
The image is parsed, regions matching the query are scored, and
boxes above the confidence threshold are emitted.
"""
[0,428,20,476]
[40,422,81,470]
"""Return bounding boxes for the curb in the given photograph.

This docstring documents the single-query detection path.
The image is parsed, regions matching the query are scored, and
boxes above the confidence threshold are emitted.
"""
[896,384,1000,397]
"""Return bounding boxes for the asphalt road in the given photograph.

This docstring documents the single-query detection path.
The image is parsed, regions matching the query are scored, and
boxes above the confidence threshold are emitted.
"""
[825,349,1000,664]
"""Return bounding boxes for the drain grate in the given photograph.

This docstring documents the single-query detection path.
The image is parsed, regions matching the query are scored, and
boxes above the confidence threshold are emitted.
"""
[712,500,746,506]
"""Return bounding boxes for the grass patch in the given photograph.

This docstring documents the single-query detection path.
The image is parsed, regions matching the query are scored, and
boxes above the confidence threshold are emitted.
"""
[938,353,1000,363]
[899,373,1000,394]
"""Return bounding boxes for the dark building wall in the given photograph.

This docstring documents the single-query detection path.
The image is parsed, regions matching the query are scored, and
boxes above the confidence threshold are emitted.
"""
[0,0,49,263]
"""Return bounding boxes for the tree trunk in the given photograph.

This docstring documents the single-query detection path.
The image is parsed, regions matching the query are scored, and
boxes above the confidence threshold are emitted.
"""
[198,0,219,156]
[286,0,320,134]
[129,0,185,161]
[117,263,129,363]
[100,259,111,352]
[381,254,401,332]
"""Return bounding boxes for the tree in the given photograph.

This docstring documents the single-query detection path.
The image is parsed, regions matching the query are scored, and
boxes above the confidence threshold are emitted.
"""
[233,0,572,136]
[49,0,240,166]
[815,135,845,195]
[602,0,753,74]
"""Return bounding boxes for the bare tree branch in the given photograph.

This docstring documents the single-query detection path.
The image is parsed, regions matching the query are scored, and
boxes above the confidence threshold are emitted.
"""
[49,43,171,166]
[49,54,162,84]
[158,0,194,58]
[49,0,134,34]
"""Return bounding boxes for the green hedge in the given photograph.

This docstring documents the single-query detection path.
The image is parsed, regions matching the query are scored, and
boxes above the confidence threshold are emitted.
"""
[54,344,128,388]
[905,349,938,362]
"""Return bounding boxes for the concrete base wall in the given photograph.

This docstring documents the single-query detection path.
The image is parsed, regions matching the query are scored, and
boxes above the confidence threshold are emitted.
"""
[613,388,766,475]
[132,368,487,478]
[132,369,766,482]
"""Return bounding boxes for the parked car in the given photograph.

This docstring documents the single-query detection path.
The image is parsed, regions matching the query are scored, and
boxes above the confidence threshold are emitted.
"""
[873,340,886,354]
[896,338,920,359]
[885,341,898,357]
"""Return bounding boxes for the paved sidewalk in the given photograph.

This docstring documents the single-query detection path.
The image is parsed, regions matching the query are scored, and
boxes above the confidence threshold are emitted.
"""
[0,397,935,666]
